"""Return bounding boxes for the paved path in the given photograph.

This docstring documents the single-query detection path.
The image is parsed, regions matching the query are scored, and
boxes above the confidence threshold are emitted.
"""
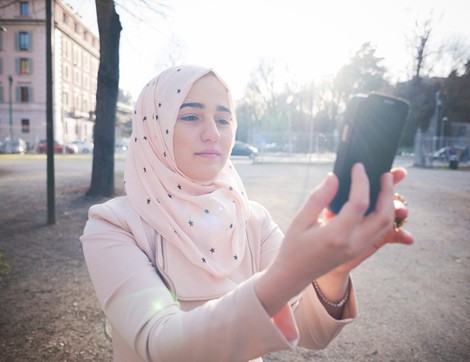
[0,156,469,361]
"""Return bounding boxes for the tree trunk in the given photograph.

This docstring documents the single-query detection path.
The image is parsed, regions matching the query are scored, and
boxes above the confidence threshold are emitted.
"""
[87,0,122,197]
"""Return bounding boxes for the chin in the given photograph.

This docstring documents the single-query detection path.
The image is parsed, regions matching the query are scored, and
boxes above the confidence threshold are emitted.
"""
[191,167,223,184]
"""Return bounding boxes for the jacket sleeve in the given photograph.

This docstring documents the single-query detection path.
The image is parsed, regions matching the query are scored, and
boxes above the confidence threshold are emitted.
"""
[254,201,357,350]
[81,202,298,362]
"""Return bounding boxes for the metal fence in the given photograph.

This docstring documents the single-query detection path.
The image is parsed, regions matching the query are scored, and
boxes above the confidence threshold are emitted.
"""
[247,130,470,166]
[246,130,338,163]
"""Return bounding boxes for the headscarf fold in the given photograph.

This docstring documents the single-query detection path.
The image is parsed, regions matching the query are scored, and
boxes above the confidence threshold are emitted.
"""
[124,65,250,278]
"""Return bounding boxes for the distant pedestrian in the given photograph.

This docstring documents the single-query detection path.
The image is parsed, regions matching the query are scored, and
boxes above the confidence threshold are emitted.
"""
[81,65,413,361]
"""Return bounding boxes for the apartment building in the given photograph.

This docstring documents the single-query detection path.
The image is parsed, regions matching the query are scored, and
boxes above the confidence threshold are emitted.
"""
[0,0,99,149]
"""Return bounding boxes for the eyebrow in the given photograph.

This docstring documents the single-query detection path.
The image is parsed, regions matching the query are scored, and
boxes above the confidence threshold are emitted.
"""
[180,102,231,114]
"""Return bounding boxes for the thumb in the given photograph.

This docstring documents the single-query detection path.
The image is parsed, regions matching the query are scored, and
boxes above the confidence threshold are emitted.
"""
[290,173,338,231]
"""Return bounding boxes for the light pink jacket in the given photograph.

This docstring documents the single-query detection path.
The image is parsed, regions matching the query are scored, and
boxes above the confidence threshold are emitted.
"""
[81,196,357,362]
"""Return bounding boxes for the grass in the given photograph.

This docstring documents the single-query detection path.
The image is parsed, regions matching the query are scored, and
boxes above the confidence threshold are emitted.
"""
[0,251,11,276]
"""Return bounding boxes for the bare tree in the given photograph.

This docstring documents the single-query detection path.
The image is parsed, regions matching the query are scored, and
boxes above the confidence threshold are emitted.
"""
[87,0,122,197]
[333,42,388,103]
[445,36,470,76]
[87,0,167,197]
[407,13,443,80]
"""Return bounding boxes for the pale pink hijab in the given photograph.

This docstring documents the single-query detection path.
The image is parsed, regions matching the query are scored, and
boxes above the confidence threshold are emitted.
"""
[124,65,250,278]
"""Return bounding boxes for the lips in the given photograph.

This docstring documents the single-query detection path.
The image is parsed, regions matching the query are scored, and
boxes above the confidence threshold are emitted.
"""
[195,149,220,158]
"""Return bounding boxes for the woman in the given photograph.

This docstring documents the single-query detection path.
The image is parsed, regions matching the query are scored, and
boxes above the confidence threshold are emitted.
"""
[81,65,413,361]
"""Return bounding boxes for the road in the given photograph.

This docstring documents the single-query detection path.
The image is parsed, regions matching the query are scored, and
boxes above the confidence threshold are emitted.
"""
[0,155,469,361]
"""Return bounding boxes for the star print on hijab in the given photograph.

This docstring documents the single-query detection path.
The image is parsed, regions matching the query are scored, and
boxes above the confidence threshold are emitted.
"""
[124,65,250,278]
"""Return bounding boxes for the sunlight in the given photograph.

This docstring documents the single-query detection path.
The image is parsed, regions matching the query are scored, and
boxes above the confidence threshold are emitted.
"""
[65,0,469,101]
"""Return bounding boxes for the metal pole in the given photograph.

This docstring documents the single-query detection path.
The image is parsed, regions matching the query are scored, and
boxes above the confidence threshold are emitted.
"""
[432,90,441,154]
[440,116,448,149]
[46,0,55,225]
[8,75,13,139]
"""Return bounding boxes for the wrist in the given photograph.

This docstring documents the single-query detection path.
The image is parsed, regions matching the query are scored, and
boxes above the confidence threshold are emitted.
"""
[254,262,304,317]
[315,271,351,302]
[313,277,351,308]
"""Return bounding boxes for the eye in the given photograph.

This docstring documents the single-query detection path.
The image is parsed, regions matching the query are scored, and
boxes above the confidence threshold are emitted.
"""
[216,117,231,126]
[179,114,199,121]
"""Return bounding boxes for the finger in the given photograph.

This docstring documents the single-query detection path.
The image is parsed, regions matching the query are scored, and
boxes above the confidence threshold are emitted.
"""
[394,198,408,221]
[390,167,407,186]
[290,173,338,231]
[349,172,395,250]
[396,228,414,245]
[326,163,370,243]
[374,172,395,220]
[338,163,370,221]
[384,228,414,245]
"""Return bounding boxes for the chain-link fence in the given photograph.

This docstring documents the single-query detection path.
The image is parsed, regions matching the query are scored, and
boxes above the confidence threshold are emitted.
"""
[245,130,470,167]
[246,130,338,163]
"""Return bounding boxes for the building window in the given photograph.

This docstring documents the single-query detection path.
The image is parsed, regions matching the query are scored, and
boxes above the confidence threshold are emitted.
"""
[83,74,89,89]
[0,86,3,102]
[17,58,32,75]
[21,119,30,133]
[16,31,32,51]
[83,53,90,71]
[16,86,32,102]
[63,12,68,25]
[74,69,80,85]
[0,58,3,74]
[74,94,80,110]
[63,91,69,106]
[64,64,70,80]
[63,38,69,59]
[20,2,29,17]
[72,46,80,66]
[74,22,80,34]
[90,58,97,74]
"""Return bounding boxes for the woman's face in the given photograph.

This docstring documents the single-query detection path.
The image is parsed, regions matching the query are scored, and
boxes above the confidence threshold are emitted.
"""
[174,75,235,183]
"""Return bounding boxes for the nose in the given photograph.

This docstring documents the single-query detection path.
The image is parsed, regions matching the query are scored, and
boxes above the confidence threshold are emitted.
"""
[201,118,220,143]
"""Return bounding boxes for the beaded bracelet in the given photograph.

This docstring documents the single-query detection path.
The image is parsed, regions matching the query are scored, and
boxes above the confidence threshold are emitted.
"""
[313,278,351,308]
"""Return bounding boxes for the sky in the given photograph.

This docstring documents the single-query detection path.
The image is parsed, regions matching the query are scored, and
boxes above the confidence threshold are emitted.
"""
[66,0,470,101]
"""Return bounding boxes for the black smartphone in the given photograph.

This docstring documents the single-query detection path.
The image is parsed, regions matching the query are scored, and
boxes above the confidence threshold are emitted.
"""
[328,92,409,215]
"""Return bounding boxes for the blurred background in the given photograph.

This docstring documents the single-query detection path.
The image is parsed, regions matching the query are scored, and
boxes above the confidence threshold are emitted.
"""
[0,0,469,167]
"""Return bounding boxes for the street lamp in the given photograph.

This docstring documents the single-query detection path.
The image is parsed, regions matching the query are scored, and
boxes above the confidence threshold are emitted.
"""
[440,116,448,149]
[286,95,294,155]
[8,75,13,140]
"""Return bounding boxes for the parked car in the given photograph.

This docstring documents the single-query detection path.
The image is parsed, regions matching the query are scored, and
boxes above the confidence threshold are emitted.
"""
[0,138,27,154]
[36,140,77,154]
[71,140,94,154]
[231,141,259,158]
[432,146,469,162]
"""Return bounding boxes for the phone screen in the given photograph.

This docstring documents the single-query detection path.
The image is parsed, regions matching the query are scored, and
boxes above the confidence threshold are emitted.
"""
[328,93,409,215]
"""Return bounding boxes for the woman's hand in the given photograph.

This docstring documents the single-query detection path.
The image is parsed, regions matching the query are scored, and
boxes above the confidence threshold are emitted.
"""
[325,167,414,274]
[255,163,409,316]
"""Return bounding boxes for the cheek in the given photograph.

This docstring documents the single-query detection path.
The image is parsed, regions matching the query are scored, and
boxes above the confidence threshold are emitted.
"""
[221,129,235,152]
[173,125,192,165]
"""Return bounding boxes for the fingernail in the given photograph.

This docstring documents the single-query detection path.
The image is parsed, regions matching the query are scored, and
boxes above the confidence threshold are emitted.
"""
[355,163,365,172]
